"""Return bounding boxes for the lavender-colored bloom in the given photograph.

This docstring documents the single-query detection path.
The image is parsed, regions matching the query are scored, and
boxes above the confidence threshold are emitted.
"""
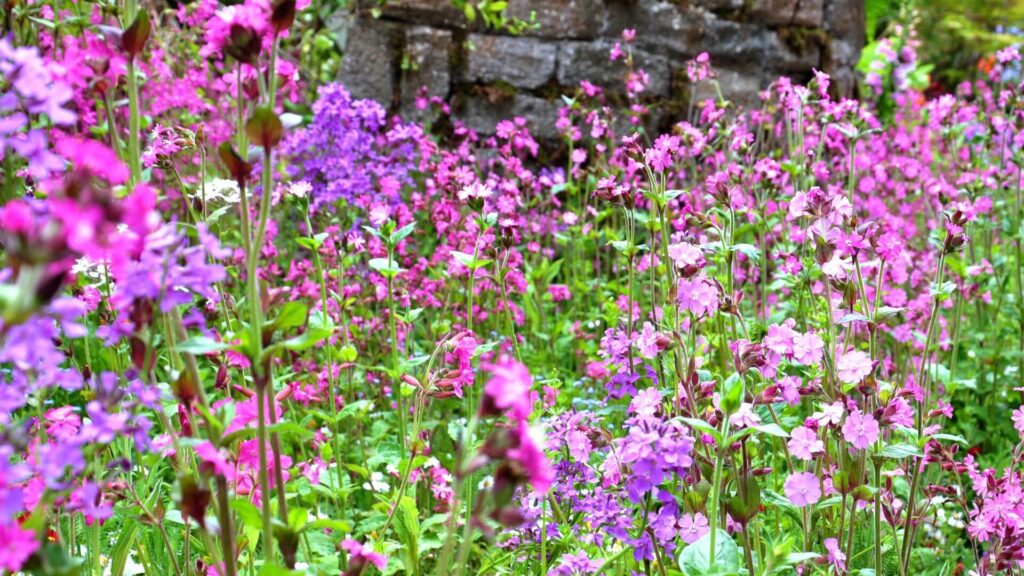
[111,223,226,314]
[281,84,422,209]
[0,38,75,179]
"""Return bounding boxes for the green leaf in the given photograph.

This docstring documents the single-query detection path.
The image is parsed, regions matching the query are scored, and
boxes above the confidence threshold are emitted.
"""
[369,257,404,278]
[266,421,315,441]
[339,344,358,363]
[258,563,303,576]
[177,336,230,355]
[880,443,924,459]
[393,496,420,568]
[272,301,308,332]
[679,417,721,442]
[231,498,263,531]
[721,372,744,416]
[678,529,741,576]
[930,433,968,446]
[752,423,789,438]
[392,223,416,243]
[109,519,140,576]
[451,251,492,270]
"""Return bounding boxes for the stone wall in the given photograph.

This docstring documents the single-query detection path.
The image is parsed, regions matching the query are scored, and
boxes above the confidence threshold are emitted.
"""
[337,0,865,137]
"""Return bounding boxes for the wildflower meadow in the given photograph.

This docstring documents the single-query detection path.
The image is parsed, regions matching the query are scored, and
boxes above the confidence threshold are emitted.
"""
[4,2,1024,576]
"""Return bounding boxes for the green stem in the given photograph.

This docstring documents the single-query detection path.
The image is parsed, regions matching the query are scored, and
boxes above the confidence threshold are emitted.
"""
[708,414,730,567]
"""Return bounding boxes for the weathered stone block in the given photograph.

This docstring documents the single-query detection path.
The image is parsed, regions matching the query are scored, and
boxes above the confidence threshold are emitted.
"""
[507,0,606,39]
[748,0,824,27]
[338,17,400,104]
[700,18,821,71]
[557,40,670,96]
[466,35,557,89]
[462,94,561,140]
[693,68,764,108]
[363,0,470,29]
[400,27,452,118]
[603,1,706,58]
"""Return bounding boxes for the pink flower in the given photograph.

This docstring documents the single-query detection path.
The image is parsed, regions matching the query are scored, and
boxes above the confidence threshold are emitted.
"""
[667,242,704,271]
[788,426,824,460]
[340,538,387,571]
[195,441,236,481]
[784,472,821,506]
[1013,406,1024,438]
[792,332,824,365]
[841,409,880,450]
[0,522,39,572]
[764,321,798,356]
[508,421,554,494]
[45,406,81,440]
[677,274,719,318]
[635,322,663,359]
[630,387,662,418]
[481,357,534,421]
[836,349,873,385]
[824,537,847,572]
[679,513,709,544]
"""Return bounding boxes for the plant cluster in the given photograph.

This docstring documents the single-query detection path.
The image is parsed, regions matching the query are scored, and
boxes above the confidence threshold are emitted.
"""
[4,3,1024,576]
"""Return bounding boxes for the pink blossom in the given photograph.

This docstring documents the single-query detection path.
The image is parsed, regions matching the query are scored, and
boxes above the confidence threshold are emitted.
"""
[792,331,824,365]
[481,357,534,421]
[788,426,824,460]
[825,538,847,572]
[836,349,873,385]
[679,513,709,544]
[0,522,39,573]
[841,409,880,450]
[677,274,719,318]
[784,472,821,506]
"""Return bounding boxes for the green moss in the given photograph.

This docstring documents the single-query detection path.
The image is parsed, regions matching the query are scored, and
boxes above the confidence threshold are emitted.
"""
[779,26,830,56]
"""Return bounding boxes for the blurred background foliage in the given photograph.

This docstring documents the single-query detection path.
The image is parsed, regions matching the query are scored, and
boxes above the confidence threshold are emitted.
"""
[869,0,1024,90]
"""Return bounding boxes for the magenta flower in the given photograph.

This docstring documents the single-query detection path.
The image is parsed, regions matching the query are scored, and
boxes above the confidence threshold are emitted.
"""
[481,357,534,421]
[195,441,236,481]
[56,137,129,184]
[340,538,387,571]
[841,409,880,450]
[788,426,824,460]
[784,472,821,506]
[0,522,39,573]
[508,421,554,495]
[836,349,873,385]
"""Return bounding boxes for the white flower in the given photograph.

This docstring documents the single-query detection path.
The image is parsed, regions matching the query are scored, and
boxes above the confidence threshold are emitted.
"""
[458,182,493,202]
[288,180,312,199]
[363,471,389,493]
[72,257,110,280]
[194,178,241,204]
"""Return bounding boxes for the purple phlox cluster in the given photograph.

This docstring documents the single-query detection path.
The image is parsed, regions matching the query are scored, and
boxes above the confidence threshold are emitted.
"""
[0,38,75,179]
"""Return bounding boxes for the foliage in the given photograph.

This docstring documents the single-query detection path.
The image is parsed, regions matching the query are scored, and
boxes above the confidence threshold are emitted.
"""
[3,3,1024,576]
